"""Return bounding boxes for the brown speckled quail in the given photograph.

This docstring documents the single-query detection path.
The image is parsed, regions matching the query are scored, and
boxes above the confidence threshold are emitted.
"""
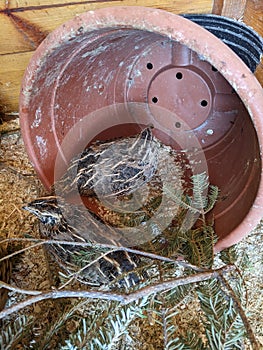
[23,196,143,288]
[55,127,160,198]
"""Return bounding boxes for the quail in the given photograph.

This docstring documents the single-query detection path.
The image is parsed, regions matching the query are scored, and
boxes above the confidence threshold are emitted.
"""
[55,127,160,198]
[23,196,143,287]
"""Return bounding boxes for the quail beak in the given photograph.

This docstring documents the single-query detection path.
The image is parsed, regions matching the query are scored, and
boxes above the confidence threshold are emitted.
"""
[22,205,31,212]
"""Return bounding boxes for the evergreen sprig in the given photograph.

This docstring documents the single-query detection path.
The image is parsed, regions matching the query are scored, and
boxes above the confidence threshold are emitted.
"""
[197,278,246,350]
[61,298,149,350]
[0,315,33,350]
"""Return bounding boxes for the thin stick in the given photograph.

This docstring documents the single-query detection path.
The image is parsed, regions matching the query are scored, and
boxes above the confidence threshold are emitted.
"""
[0,266,234,319]
[218,273,260,350]
[0,281,41,296]
[0,241,45,261]
[0,237,205,272]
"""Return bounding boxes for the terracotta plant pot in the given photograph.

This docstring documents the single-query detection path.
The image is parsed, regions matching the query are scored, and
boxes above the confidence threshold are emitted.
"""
[19,6,263,252]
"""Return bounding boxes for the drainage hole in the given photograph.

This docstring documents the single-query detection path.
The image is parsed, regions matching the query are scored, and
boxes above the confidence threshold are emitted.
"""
[175,122,181,128]
[98,85,104,93]
[200,99,208,107]
[152,97,158,103]
[212,66,218,72]
[147,62,153,70]
[176,72,183,79]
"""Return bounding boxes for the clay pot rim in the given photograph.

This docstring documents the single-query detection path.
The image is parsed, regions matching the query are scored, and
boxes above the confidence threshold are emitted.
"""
[20,6,263,251]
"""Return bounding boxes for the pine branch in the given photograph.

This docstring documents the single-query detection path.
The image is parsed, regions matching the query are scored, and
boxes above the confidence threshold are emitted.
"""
[163,173,218,239]
[164,173,212,214]
[191,172,210,217]
[162,186,201,215]
[178,226,215,268]
[196,275,254,350]
[156,304,207,350]
[160,307,178,349]
[90,301,145,349]
[36,299,91,349]
[0,315,33,350]
[204,185,219,214]
[61,299,149,349]
[218,273,260,350]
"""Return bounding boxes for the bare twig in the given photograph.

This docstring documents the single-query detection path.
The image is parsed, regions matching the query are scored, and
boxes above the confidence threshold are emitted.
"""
[0,265,235,319]
[0,240,45,261]
[0,289,123,319]
[0,237,205,272]
[0,280,41,296]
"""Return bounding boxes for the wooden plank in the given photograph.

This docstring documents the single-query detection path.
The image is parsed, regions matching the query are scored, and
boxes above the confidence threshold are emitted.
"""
[0,0,123,7]
[0,0,213,54]
[212,0,263,87]
[244,0,263,37]
[2,0,213,11]
[212,0,224,15]
[244,0,263,87]
[221,0,247,20]
[0,12,48,53]
[0,52,33,114]
[212,0,262,38]
[0,0,213,113]
[1,0,262,115]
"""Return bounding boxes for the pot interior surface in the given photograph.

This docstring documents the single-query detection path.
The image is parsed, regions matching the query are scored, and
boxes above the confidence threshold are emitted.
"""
[20,27,261,240]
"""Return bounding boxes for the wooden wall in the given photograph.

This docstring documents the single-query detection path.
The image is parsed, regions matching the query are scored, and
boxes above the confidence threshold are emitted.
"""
[0,0,262,116]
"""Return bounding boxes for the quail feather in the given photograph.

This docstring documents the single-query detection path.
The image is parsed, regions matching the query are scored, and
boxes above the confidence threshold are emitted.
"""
[55,127,160,198]
[23,196,143,288]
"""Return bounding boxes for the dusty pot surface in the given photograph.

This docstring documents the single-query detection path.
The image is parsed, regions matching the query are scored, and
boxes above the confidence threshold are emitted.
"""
[19,6,263,251]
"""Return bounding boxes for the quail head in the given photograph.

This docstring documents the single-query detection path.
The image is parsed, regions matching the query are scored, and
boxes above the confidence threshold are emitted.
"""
[55,127,160,198]
[23,196,143,288]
